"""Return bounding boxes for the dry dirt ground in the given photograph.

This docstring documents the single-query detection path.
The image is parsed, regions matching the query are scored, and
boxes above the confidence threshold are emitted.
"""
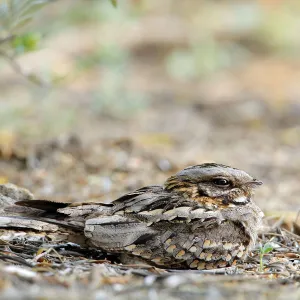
[0,136,298,300]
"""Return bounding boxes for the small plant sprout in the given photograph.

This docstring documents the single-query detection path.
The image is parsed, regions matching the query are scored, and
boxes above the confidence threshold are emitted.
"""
[259,242,274,272]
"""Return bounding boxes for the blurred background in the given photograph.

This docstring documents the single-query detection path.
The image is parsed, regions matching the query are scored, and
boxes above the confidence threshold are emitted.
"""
[1,0,300,216]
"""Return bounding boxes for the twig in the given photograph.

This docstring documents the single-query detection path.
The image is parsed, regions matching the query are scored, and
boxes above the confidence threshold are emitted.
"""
[0,254,33,267]
[0,50,46,86]
[0,35,15,45]
[271,216,285,230]
[296,210,300,223]
[34,247,64,263]
[282,228,300,240]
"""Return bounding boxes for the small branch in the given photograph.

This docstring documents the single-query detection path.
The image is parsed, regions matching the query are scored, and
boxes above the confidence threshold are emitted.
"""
[0,35,15,45]
[0,50,24,74]
[0,50,47,86]
[0,254,33,267]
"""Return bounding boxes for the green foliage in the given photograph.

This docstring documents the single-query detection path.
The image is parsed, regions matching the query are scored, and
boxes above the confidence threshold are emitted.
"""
[0,0,52,85]
[166,43,248,80]
[256,6,300,55]
[0,0,118,85]
[76,44,128,73]
[11,32,40,53]
[259,242,274,273]
[0,0,50,33]
[110,0,117,8]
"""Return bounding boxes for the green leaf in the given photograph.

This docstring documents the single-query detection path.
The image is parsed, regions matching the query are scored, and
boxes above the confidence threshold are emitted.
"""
[262,243,274,254]
[0,0,51,32]
[12,32,40,54]
[110,0,117,8]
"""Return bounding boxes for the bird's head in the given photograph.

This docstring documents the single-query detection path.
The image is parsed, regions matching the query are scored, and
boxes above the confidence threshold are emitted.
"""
[164,163,262,209]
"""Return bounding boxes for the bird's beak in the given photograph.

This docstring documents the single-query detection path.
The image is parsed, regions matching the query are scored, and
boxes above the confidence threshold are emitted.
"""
[247,179,263,187]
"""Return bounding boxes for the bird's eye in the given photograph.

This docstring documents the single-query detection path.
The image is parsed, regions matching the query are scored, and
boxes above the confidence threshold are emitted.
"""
[212,178,230,186]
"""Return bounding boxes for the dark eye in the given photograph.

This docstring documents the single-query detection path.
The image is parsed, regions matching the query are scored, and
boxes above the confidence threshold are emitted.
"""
[213,178,230,186]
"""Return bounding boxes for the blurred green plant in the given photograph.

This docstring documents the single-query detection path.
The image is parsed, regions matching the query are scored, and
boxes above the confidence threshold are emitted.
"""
[0,0,117,85]
[62,0,134,27]
[0,0,50,33]
[75,44,129,73]
[110,0,117,8]
[0,0,53,85]
[259,242,274,273]
[256,6,300,55]
[11,32,41,54]
[166,39,249,80]
[165,1,300,80]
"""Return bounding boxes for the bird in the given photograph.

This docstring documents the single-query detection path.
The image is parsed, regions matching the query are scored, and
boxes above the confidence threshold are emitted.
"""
[10,163,264,270]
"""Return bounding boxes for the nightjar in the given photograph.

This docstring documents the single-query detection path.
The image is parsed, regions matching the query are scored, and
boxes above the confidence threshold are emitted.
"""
[14,163,264,270]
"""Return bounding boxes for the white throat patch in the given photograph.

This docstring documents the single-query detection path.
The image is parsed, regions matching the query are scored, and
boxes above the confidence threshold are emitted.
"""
[233,196,248,204]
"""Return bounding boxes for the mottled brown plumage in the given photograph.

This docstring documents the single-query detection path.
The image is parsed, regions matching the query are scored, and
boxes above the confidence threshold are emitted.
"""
[10,163,264,270]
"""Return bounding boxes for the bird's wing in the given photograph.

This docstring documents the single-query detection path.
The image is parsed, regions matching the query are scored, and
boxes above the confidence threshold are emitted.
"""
[85,215,157,251]
[111,185,166,212]
[110,185,225,227]
[4,199,107,231]
[3,186,167,233]
[83,186,225,253]
[8,186,225,252]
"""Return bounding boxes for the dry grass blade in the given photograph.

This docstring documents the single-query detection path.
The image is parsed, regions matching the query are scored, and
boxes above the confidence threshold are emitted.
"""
[0,254,33,267]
